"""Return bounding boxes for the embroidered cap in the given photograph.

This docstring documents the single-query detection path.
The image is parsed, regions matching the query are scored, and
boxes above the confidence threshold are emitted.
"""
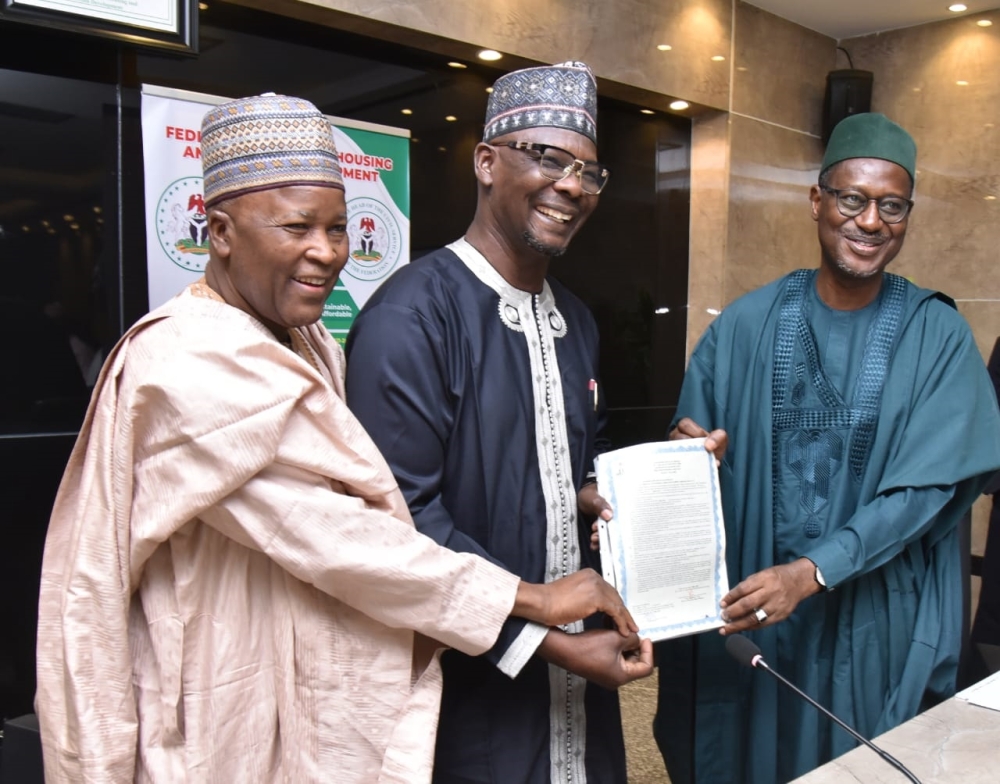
[201,93,344,209]
[483,61,598,144]
[821,113,917,183]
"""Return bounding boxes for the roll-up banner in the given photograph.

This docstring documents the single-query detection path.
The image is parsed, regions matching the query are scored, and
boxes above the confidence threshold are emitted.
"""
[140,85,410,343]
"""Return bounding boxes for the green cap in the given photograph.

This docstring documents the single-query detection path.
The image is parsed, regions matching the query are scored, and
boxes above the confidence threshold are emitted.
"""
[821,113,917,182]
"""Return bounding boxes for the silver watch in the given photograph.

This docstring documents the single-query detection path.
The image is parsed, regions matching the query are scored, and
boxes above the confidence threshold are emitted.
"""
[814,565,827,590]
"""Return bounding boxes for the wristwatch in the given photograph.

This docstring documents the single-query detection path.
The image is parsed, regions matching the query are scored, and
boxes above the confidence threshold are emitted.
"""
[814,564,827,591]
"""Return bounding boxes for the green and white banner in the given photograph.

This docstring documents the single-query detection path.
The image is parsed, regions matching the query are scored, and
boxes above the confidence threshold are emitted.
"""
[141,84,410,343]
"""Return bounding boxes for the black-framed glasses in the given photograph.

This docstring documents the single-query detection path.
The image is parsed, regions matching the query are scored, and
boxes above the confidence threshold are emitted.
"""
[820,186,913,224]
[496,140,611,195]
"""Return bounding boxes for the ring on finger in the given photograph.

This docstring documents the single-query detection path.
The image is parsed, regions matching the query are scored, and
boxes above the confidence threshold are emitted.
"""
[753,607,768,624]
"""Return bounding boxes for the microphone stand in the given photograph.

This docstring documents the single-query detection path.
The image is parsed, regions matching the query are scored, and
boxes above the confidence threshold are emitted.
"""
[754,658,922,784]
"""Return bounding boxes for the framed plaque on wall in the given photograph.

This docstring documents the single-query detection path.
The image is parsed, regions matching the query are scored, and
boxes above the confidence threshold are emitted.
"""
[0,0,197,53]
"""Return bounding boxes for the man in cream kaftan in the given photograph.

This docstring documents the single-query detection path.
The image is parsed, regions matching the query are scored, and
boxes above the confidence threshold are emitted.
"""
[35,282,521,783]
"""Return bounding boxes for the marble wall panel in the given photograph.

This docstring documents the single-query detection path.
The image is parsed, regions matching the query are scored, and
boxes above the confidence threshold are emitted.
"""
[725,114,824,303]
[732,1,836,136]
[687,111,730,357]
[266,0,733,109]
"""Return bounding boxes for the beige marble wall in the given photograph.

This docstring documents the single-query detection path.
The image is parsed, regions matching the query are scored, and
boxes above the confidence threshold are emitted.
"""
[726,114,824,301]
[684,2,834,352]
[842,9,1000,580]
[236,0,733,110]
[687,110,730,357]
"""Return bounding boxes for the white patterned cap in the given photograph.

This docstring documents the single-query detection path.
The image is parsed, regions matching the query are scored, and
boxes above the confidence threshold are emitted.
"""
[483,61,598,144]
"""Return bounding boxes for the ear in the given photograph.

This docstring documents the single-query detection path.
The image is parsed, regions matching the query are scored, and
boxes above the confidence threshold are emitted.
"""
[808,184,822,223]
[473,142,498,187]
[208,207,236,259]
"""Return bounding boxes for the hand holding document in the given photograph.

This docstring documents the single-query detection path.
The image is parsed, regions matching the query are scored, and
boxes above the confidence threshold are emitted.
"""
[596,439,729,641]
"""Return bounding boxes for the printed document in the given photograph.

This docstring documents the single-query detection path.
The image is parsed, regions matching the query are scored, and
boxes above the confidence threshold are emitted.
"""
[596,439,728,641]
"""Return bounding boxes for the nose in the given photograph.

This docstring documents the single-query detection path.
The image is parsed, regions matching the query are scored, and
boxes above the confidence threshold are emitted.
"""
[306,230,343,267]
[854,199,884,232]
[552,163,586,199]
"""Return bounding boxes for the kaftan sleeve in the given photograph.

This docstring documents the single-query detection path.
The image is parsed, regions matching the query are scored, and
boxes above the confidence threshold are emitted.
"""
[346,301,543,674]
[198,460,520,653]
[803,305,1000,587]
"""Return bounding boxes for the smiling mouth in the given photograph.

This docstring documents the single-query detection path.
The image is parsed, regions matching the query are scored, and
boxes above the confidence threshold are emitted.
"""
[293,276,329,288]
[845,235,886,254]
[536,205,573,223]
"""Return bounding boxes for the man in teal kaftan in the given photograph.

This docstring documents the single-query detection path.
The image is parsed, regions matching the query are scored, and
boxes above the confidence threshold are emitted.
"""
[654,113,1000,783]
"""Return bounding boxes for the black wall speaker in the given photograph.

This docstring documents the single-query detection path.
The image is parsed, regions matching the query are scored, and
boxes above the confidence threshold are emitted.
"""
[822,69,874,144]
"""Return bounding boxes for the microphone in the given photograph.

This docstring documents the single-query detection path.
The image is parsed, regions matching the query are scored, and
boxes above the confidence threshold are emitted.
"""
[725,634,922,784]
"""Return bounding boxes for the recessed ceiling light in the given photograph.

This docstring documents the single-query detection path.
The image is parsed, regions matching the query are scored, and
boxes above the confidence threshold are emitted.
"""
[957,79,970,85]
[447,62,467,69]
[640,109,655,115]
[978,19,993,26]
[46,227,56,235]
[70,222,80,230]
[445,115,457,122]
[63,214,74,221]
[438,146,447,152]
[486,87,493,94]
[40,219,50,227]
[198,2,208,10]
[986,195,998,200]
[949,4,968,12]
[657,44,672,51]
[93,205,102,214]
[669,100,690,111]
[478,49,502,61]
[912,87,922,92]
[736,66,748,72]
[711,55,726,62]
[21,225,29,232]
[96,217,104,224]
[401,108,413,115]
[412,138,420,143]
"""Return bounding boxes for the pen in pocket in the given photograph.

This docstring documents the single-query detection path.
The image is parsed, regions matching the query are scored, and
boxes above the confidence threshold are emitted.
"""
[588,378,598,412]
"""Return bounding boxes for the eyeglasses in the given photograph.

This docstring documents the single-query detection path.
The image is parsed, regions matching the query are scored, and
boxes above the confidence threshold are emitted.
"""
[820,186,913,224]
[496,141,610,195]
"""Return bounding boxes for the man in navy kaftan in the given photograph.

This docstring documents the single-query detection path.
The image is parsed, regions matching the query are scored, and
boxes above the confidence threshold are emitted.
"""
[655,113,1000,783]
[346,62,653,784]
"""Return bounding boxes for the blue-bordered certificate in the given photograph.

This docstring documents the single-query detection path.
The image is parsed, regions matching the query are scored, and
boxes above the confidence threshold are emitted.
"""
[595,439,729,641]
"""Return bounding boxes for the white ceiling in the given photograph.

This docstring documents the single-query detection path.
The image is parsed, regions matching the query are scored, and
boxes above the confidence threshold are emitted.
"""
[748,0,1000,40]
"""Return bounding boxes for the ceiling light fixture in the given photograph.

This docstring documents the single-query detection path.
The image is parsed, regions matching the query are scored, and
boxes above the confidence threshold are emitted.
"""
[669,100,690,111]
[478,49,502,61]
[401,108,413,115]
[447,61,467,69]
[640,109,655,115]
[948,4,968,12]
[711,55,726,62]
[986,195,997,200]
[198,2,208,10]
[486,87,493,93]
[978,19,993,26]
[657,44,672,51]
[445,115,457,122]
[957,79,970,85]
